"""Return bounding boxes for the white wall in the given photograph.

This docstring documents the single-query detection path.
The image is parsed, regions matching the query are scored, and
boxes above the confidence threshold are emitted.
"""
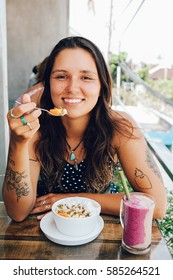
[0,0,9,201]
[0,0,69,200]
[7,0,69,102]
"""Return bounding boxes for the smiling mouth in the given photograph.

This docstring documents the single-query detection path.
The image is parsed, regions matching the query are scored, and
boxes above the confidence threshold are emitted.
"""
[63,98,84,104]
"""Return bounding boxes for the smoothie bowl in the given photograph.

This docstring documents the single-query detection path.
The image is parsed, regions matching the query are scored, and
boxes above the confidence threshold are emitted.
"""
[52,197,101,237]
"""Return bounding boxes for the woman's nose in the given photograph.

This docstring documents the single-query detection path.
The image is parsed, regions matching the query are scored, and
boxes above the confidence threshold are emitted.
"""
[66,78,79,93]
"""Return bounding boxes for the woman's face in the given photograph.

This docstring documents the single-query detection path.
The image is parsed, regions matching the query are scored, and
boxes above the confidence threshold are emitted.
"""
[50,48,101,119]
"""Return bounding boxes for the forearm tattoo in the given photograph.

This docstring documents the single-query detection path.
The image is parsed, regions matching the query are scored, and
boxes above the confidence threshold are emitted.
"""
[8,147,15,166]
[5,147,29,201]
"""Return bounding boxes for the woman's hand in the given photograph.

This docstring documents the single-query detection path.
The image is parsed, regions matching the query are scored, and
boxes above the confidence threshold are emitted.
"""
[7,94,42,142]
[30,193,69,220]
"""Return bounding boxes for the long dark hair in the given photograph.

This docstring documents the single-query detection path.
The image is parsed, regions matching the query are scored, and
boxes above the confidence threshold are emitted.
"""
[36,36,133,192]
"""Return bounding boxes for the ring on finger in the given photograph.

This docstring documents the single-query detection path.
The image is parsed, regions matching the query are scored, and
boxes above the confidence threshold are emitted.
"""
[45,204,51,210]
[41,200,46,205]
[10,108,21,119]
[20,115,27,125]
[26,122,32,130]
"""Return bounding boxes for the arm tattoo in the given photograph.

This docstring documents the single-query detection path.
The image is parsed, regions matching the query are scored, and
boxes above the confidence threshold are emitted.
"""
[8,147,15,166]
[134,168,152,189]
[134,147,164,189]
[5,147,29,201]
[145,147,164,182]
[5,167,29,201]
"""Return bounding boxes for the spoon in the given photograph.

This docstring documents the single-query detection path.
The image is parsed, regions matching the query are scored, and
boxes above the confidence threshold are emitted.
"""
[15,101,67,116]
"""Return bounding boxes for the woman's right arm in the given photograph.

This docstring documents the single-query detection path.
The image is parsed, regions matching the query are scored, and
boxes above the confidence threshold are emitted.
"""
[14,82,44,107]
[2,94,42,221]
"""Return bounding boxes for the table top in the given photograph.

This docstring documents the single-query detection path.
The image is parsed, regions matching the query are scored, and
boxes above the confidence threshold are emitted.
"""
[0,202,172,260]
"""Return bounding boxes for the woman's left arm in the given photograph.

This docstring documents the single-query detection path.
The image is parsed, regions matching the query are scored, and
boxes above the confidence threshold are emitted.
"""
[116,114,167,219]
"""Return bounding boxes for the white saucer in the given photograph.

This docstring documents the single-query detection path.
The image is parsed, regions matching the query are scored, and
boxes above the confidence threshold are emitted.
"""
[40,212,104,246]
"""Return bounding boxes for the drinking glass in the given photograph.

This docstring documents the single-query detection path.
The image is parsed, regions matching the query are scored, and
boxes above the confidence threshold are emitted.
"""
[120,192,155,254]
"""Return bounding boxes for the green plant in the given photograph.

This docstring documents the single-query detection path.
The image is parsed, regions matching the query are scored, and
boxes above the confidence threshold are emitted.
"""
[147,80,173,101]
[113,168,133,193]
[137,65,149,81]
[157,190,173,257]
[109,52,128,84]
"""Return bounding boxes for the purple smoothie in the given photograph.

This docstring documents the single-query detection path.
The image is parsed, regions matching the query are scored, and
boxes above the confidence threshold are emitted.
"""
[122,194,155,249]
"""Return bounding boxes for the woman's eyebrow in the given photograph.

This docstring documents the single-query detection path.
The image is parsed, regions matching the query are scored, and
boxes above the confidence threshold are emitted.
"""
[51,69,67,74]
[80,70,98,76]
[51,69,98,76]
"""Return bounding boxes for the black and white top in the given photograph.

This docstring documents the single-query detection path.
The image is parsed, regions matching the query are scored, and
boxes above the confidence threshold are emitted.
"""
[37,159,118,197]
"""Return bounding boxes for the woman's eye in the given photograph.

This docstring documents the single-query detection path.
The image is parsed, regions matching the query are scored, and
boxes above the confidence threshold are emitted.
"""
[56,75,66,79]
[82,76,92,80]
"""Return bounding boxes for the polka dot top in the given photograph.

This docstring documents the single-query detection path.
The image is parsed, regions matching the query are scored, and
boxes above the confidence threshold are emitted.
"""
[37,159,118,197]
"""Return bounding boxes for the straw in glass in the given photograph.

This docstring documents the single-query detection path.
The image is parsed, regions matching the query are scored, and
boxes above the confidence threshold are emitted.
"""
[117,164,131,200]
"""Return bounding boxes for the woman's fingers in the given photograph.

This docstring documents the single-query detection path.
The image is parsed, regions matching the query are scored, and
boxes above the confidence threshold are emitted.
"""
[36,213,47,220]
[35,193,56,206]
[8,113,41,140]
[31,194,67,220]
[30,202,51,216]
[31,194,61,215]
[8,103,37,121]
[9,108,41,127]
[7,93,42,140]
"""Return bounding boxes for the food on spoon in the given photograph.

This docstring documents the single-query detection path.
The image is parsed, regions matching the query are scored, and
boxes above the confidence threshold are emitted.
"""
[55,203,90,218]
[49,107,67,116]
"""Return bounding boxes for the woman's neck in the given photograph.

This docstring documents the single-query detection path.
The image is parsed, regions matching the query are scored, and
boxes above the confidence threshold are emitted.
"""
[62,116,89,139]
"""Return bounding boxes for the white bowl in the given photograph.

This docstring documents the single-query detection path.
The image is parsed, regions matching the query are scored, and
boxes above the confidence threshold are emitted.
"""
[52,197,101,237]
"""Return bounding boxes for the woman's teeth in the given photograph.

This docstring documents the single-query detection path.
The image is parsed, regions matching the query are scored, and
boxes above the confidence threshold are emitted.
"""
[64,98,82,104]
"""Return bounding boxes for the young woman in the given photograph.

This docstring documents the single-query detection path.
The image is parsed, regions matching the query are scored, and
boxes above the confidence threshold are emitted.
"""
[3,36,167,221]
